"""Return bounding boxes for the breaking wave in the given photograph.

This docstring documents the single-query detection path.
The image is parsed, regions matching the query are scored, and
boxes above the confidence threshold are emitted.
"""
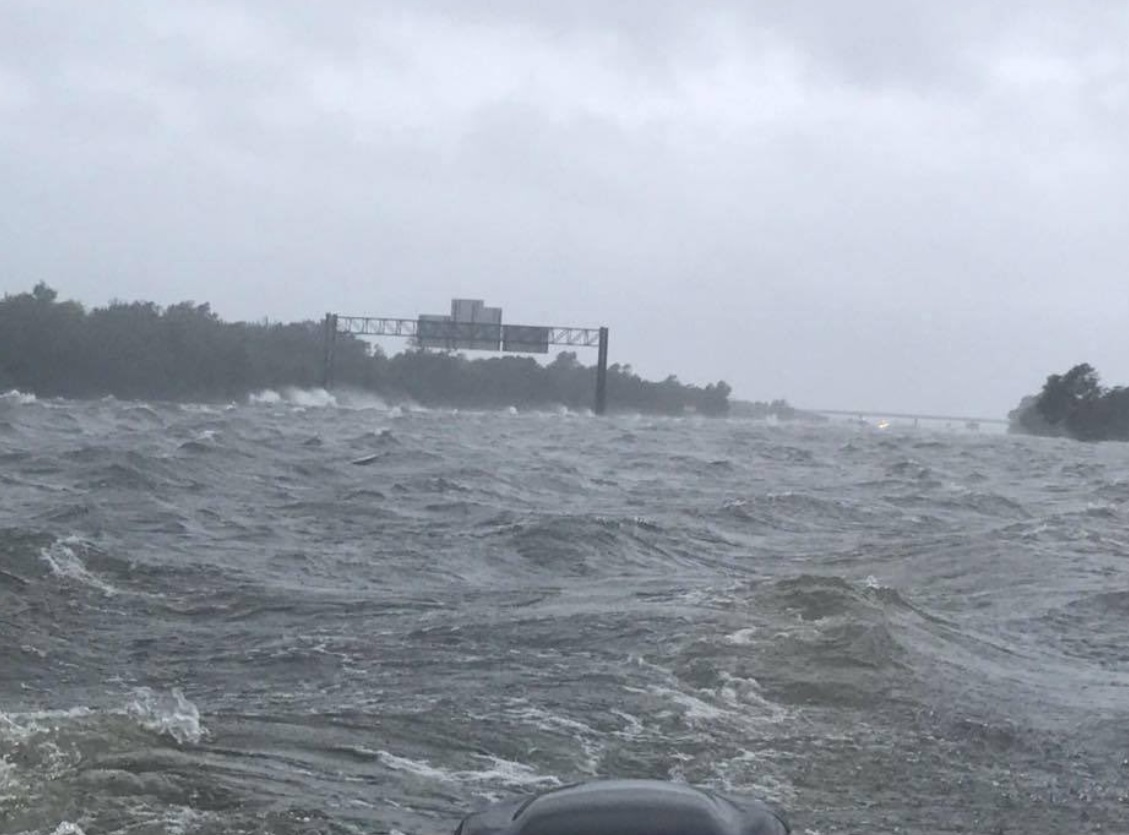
[127,687,205,744]
[1,389,38,406]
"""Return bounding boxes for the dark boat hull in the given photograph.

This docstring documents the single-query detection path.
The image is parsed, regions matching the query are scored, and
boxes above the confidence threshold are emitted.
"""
[455,779,790,835]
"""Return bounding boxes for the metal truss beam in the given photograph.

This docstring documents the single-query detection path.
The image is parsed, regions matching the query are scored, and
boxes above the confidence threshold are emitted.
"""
[334,316,602,348]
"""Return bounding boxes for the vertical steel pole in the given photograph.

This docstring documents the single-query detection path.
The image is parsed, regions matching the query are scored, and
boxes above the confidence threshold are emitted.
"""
[595,327,609,416]
[330,314,338,388]
[322,313,338,389]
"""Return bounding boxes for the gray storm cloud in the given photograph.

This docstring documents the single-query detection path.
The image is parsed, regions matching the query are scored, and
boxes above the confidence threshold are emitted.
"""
[2,1,1127,415]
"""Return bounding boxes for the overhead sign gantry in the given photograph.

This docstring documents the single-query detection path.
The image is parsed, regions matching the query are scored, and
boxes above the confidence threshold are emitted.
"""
[322,299,610,415]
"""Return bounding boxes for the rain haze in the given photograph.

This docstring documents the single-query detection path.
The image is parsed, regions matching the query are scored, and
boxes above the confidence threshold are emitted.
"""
[2,1,1128,417]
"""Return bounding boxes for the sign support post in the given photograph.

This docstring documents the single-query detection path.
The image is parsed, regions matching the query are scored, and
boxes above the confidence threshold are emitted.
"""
[595,327,609,416]
[322,313,337,389]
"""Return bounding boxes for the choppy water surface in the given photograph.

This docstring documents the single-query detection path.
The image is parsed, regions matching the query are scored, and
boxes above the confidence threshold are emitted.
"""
[2,390,1128,834]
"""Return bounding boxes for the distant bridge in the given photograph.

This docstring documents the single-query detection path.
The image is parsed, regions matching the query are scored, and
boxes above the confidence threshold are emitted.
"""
[806,409,1009,426]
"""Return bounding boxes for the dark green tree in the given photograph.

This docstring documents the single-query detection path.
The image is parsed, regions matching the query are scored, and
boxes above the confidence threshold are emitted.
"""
[1010,363,1129,441]
[0,285,733,415]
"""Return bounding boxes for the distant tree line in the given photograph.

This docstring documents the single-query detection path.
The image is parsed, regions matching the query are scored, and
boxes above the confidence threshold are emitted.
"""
[0,284,732,415]
[1009,363,1129,441]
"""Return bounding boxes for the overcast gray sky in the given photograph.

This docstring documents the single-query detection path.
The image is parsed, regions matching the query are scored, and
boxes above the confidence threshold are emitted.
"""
[2,1,1127,416]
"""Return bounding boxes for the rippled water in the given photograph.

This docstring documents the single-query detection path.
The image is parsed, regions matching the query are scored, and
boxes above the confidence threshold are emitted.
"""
[2,390,1128,834]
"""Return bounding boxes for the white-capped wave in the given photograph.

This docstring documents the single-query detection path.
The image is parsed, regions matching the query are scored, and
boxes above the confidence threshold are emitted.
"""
[482,704,604,774]
[505,705,599,737]
[610,709,645,739]
[39,538,119,596]
[0,752,18,800]
[376,750,560,788]
[178,403,223,414]
[626,654,790,731]
[0,707,96,743]
[248,389,283,405]
[711,749,798,806]
[0,389,37,405]
[0,706,96,802]
[127,687,204,744]
[49,824,86,835]
[254,385,395,410]
[723,627,759,645]
[280,387,336,408]
[653,686,726,722]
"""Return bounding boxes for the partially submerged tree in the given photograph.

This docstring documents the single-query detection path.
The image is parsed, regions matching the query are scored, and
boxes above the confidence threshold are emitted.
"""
[1010,363,1129,441]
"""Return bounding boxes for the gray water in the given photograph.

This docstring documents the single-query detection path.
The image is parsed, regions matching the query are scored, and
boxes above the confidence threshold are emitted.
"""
[2,390,1128,834]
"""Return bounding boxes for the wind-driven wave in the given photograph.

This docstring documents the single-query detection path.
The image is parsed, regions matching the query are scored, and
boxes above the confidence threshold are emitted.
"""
[3,399,1129,832]
[0,389,38,406]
